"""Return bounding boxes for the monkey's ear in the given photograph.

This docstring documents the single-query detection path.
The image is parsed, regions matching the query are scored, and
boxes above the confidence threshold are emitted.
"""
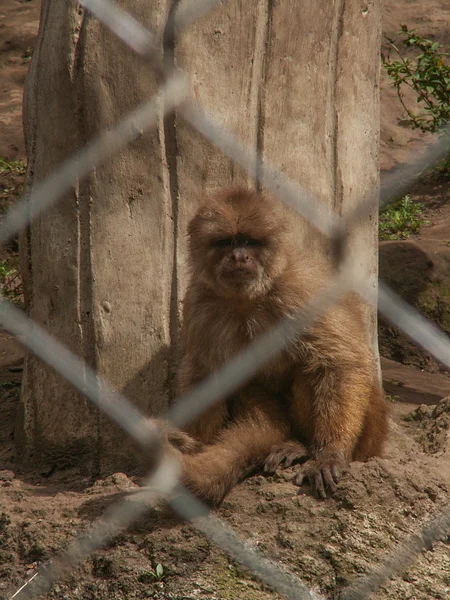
[187,213,199,237]
[187,211,204,238]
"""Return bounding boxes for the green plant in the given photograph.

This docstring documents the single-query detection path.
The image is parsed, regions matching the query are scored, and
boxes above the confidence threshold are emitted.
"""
[379,195,429,240]
[383,25,450,172]
[22,47,33,63]
[0,258,23,304]
[0,158,26,204]
[0,159,26,176]
[385,394,401,403]
[138,563,165,583]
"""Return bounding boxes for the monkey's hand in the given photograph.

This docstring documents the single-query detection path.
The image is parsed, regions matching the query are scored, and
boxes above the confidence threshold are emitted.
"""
[292,450,347,499]
[263,441,308,474]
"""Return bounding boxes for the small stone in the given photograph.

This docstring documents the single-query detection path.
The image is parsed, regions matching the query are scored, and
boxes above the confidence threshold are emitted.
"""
[0,470,15,481]
[105,472,138,490]
[101,301,112,313]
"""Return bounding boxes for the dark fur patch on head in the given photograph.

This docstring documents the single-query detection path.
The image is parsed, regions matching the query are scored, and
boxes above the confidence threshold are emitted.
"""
[188,187,289,253]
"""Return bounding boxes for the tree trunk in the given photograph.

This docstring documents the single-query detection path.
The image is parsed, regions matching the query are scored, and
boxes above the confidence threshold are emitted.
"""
[18,0,381,473]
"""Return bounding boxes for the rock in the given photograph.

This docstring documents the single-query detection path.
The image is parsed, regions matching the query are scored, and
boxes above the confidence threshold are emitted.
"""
[0,470,15,481]
[102,472,138,490]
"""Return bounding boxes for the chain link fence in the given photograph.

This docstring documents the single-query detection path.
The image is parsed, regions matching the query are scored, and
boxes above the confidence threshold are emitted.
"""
[1,0,449,598]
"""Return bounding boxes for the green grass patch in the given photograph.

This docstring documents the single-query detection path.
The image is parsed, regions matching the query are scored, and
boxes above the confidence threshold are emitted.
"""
[0,158,26,208]
[379,195,429,241]
[0,159,26,176]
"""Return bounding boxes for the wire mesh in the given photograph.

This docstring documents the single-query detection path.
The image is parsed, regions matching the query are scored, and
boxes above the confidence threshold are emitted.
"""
[2,0,449,598]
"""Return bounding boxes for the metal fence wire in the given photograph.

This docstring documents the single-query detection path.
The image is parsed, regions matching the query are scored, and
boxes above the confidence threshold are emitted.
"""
[2,0,450,598]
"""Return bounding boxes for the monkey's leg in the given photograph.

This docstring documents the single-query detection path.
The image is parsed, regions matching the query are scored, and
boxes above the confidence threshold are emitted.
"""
[149,406,227,454]
[179,391,290,507]
[290,369,371,499]
[142,418,204,456]
[166,427,204,454]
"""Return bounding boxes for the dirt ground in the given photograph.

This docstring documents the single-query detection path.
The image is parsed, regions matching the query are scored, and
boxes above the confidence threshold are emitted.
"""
[0,1,450,599]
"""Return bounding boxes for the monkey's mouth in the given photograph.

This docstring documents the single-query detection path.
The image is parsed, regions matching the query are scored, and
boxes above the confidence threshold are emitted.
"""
[220,266,258,286]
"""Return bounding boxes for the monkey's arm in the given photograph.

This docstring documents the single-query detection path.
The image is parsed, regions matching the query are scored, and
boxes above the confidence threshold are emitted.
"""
[297,367,371,497]
[179,386,290,507]
[291,302,377,498]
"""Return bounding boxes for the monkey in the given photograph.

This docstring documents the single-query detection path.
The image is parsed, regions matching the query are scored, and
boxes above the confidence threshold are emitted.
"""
[160,187,388,507]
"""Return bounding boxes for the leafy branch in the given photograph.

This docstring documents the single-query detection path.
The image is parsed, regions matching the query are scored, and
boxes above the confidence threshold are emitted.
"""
[383,24,450,135]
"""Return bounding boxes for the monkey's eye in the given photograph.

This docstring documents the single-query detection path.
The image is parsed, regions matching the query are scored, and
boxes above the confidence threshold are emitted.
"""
[213,238,233,248]
[242,237,261,247]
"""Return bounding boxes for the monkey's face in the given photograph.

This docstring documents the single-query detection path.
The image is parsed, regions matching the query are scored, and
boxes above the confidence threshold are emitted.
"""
[188,189,290,300]
[207,234,267,296]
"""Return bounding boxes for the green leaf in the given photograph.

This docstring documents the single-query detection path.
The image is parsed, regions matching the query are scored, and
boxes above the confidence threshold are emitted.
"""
[155,564,164,578]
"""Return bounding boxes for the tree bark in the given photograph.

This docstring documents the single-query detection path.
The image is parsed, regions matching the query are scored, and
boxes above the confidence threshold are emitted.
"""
[18,0,381,473]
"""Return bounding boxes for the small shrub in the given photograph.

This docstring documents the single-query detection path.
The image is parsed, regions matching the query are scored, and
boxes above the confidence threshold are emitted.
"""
[383,25,450,134]
[0,258,23,304]
[383,25,450,172]
[0,158,26,209]
[0,159,26,177]
[379,195,429,241]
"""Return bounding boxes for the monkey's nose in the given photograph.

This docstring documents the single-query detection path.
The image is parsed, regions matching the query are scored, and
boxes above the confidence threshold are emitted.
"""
[231,248,250,263]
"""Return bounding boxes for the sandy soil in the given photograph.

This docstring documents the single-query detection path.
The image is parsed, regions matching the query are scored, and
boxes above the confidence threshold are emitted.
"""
[1,376,450,599]
[0,1,449,599]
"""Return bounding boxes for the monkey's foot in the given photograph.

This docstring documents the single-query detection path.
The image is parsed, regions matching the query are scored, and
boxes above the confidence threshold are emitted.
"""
[263,441,308,474]
[148,418,204,455]
[168,429,204,454]
[292,451,347,499]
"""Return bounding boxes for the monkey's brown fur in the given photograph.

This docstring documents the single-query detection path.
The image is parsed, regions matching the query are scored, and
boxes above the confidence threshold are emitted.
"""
[164,187,388,507]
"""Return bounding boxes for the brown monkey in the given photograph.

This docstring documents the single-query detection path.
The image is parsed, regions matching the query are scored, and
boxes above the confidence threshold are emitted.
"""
[165,187,388,506]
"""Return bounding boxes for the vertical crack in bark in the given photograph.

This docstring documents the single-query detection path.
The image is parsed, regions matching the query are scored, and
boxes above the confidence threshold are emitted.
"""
[255,0,274,191]
[72,7,86,375]
[163,1,182,403]
[73,9,101,475]
[21,0,52,316]
[328,0,346,215]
